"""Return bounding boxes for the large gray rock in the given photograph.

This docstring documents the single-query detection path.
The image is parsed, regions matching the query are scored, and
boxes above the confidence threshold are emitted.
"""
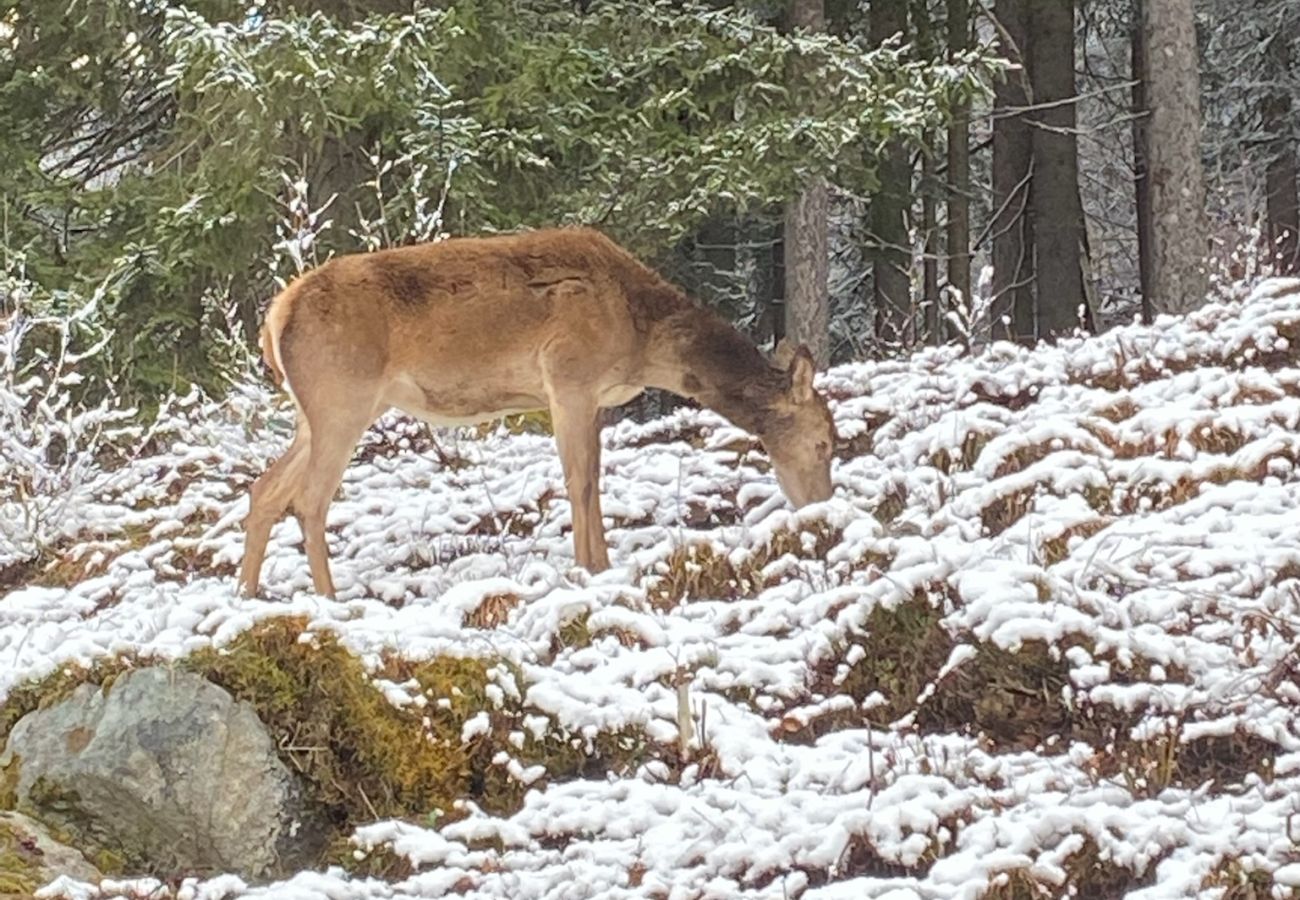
[0,667,328,878]
[0,810,100,895]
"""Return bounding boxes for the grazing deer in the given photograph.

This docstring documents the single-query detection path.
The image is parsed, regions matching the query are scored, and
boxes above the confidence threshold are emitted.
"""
[239,227,836,598]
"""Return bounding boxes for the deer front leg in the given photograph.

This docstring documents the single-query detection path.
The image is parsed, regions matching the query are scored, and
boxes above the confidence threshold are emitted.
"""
[549,395,610,573]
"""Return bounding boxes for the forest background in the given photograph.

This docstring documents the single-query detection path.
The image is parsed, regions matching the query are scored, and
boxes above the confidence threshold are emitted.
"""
[0,0,1294,409]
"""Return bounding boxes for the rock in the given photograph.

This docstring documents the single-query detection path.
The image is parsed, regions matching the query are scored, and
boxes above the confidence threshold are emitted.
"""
[0,667,328,878]
[0,810,100,897]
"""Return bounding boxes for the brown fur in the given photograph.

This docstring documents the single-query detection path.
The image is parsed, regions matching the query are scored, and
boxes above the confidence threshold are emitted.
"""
[238,227,837,598]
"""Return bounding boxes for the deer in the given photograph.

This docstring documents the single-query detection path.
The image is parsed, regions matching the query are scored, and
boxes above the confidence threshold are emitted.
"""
[238,227,837,599]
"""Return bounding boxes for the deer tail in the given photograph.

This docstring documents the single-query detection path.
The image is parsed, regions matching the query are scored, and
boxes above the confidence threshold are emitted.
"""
[259,294,294,400]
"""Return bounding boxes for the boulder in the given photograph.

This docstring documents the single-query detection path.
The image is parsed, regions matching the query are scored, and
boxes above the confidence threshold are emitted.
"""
[0,667,328,878]
[0,810,100,897]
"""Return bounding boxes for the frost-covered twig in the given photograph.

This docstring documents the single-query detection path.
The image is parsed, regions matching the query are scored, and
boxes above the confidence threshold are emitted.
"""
[0,264,146,565]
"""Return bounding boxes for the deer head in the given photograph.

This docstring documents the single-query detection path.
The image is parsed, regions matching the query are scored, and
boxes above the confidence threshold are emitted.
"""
[759,340,835,508]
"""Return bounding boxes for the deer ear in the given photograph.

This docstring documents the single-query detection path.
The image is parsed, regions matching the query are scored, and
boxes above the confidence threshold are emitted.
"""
[773,337,797,369]
[788,345,816,403]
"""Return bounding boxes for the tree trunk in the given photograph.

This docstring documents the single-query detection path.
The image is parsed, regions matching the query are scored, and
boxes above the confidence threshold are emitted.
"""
[784,183,830,364]
[1266,131,1300,276]
[1143,0,1209,314]
[870,0,913,345]
[945,0,971,327]
[784,0,831,365]
[922,147,940,342]
[991,0,1035,341]
[913,0,941,343]
[1131,0,1155,323]
[1027,0,1088,338]
[1264,29,1299,275]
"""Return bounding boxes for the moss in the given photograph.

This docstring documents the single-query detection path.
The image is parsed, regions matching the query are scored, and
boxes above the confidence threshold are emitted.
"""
[0,657,139,752]
[181,617,651,866]
[340,838,415,881]
[0,820,41,897]
[187,618,494,826]
[0,616,657,877]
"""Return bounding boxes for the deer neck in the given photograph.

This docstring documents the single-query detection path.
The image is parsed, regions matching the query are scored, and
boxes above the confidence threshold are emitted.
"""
[643,305,785,435]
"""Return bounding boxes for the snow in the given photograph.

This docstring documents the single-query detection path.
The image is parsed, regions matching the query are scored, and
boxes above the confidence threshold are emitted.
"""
[9,278,1300,898]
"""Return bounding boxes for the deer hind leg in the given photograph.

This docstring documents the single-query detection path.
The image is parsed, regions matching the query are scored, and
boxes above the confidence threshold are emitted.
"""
[239,427,311,598]
[291,399,379,599]
[549,392,610,573]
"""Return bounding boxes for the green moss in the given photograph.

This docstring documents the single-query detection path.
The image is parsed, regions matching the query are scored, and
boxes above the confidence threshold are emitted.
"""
[552,612,594,655]
[0,616,656,876]
[189,618,651,853]
[0,657,138,753]
[187,617,494,826]
[0,819,40,897]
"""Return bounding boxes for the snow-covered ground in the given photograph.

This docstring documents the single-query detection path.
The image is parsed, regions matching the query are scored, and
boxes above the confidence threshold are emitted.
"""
[8,279,1300,899]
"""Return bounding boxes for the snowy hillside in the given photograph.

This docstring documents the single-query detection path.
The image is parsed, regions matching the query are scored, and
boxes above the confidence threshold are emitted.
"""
[7,279,1300,899]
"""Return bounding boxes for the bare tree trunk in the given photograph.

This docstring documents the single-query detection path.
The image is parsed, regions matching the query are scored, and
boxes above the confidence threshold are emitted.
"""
[913,1,942,343]
[1027,0,1087,338]
[991,0,1035,341]
[1131,0,1155,323]
[1143,0,1209,314]
[945,0,971,325]
[784,184,830,364]
[870,0,913,345]
[1264,29,1299,275]
[1266,134,1300,276]
[784,0,831,365]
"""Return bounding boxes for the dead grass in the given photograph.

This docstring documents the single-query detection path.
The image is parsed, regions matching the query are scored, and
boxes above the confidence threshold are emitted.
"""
[930,431,995,475]
[1201,856,1280,898]
[463,593,523,629]
[981,836,1154,899]
[1094,726,1280,798]
[644,519,841,611]
[1038,518,1111,566]
[980,486,1037,536]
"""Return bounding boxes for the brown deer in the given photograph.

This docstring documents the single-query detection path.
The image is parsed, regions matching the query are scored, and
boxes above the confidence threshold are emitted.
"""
[238,227,836,598]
